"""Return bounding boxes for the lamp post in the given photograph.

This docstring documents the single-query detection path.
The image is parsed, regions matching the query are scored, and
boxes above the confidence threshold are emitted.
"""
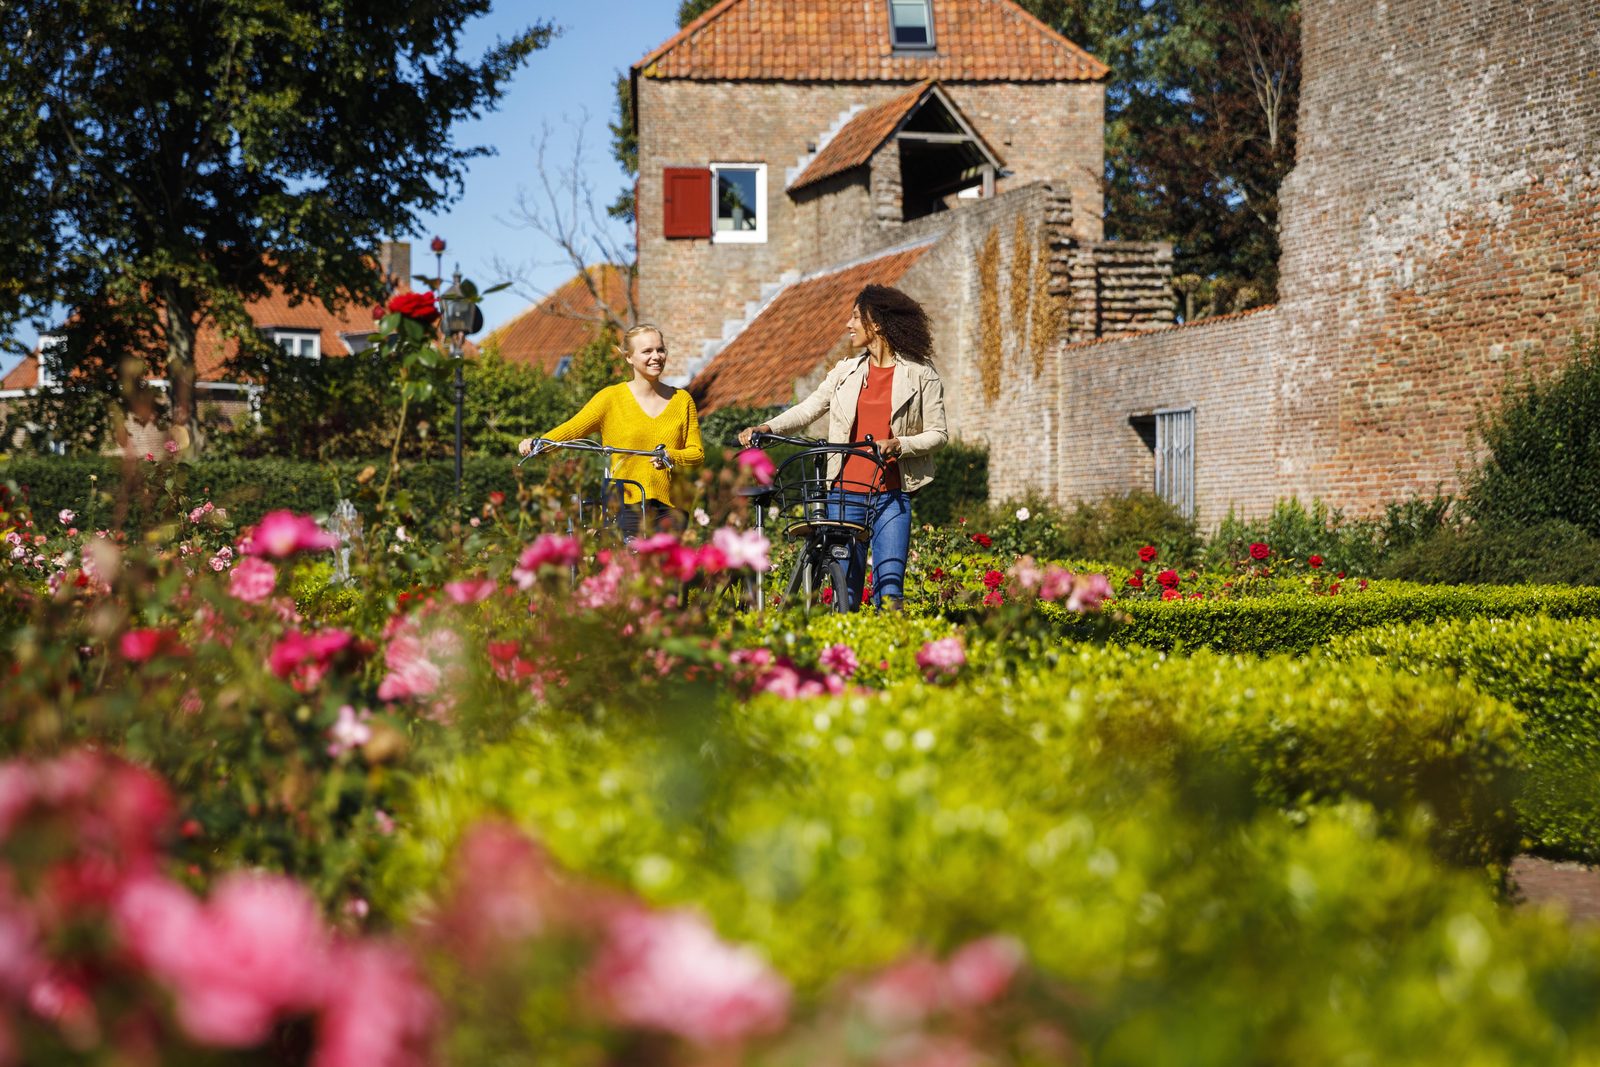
[438,268,481,496]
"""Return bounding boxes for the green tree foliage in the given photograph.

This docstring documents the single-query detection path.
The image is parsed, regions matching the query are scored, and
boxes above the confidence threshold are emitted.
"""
[2,0,552,450]
[1017,0,1299,310]
[1464,329,1600,537]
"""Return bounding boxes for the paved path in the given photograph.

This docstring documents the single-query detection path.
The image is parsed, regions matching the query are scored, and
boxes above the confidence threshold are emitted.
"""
[1510,855,1600,923]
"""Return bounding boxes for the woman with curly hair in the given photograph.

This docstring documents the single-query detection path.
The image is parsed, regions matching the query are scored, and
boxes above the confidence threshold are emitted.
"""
[738,284,948,608]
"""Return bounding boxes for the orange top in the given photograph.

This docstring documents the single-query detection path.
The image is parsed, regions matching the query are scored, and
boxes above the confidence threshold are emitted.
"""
[842,363,901,492]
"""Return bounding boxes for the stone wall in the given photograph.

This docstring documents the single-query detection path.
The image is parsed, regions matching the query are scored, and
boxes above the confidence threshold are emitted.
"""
[636,77,1103,357]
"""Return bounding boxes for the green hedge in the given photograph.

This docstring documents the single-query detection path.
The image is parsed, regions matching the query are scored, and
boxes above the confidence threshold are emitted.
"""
[1326,616,1600,861]
[0,455,522,531]
[378,651,1568,1062]
[914,439,988,526]
[1051,583,1600,656]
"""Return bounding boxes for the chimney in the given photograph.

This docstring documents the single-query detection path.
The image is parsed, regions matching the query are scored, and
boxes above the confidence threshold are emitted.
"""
[380,241,411,290]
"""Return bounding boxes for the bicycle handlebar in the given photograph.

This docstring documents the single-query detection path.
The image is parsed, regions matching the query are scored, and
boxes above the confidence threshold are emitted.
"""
[517,437,673,470]
[731,431,884,457]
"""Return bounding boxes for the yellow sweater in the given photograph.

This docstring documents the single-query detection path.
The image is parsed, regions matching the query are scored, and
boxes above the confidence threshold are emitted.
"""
[542,383,705,510]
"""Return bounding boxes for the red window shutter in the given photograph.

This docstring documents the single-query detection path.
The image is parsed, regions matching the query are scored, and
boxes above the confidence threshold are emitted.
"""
[662,167,712,239]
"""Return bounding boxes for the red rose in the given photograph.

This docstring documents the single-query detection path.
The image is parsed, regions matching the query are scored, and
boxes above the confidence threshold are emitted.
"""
[488,491,506,507]
[1358,579,1368,590]
[819,586,834,605]
[970,533,993,548]
[370,304,386,320]
[930,567,945,581]
[1248,542,1271,561]
[1126,575,1144,589]
[1156,568,1179,588]
[1133,567,1146,578]
[1329,582,1341,594]
[982,569,1004,590]
[1138,545,1158,563]
[1308,555,1323,568]
[386,290,440,325]
[1336,571,1346,579]
[1161,588,1180,601]
[430,235,447,254]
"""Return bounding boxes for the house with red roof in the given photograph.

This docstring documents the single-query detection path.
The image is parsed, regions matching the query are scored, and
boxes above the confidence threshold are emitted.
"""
[630,0,1175,460]
[1,244,414,454]
[480,264,636,376]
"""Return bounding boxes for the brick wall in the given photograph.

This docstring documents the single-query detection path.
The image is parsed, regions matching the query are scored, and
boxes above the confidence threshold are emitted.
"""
[637,77,1102,360]
[1035,0,1600,523]
[1268,0,1600,510]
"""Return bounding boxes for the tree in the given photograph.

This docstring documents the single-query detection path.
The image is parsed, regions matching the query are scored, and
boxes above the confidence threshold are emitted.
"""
[2,0,552,451]
[1015,0,1298,311]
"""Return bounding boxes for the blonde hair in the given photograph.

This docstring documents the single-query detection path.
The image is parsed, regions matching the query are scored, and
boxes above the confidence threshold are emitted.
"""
[615,323,667,358]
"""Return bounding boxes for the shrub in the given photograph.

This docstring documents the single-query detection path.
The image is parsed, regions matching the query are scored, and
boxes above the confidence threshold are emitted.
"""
[1376,518,1600,585]
[966,490,1199,566]
[1054,582,1600,656]
[1203,497,1387,575]
[1465,328,1600,536]
[379,652,1557,1063]
[915,440,989,527]
[1327,616,1600,860]
[0,454,528,533]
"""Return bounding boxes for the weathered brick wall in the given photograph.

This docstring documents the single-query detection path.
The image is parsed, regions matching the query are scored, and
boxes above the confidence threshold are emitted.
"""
[1270,0,1600,510]
[1039,0,1600,523]
[637,77,1102,360]
[1050,308,1282,522]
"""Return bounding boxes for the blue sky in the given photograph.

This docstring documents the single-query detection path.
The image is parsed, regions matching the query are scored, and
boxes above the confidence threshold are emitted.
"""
[1,0,681,378]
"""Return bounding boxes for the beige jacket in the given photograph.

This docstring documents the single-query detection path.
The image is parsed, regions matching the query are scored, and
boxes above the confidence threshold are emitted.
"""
[767,352,948,492]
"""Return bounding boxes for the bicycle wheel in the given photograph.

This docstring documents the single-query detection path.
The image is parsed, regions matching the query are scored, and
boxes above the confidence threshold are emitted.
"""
[825,557,853,614]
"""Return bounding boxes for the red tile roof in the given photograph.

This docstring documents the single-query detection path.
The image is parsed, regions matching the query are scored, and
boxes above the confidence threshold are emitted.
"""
[635,0,1108,83]
[791,82,929,191]
[204,290,382,378]
[2,355,36,390]
[483,265,636,374]
[689,242,934,411]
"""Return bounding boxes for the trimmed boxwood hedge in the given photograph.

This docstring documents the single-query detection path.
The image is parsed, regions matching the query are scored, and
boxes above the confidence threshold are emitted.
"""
[1051,583,1600,656]
[1326,616,1600,861]
[0,455,522,531]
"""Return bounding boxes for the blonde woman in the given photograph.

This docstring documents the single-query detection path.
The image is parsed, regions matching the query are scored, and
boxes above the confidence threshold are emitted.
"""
[519,324,704,539]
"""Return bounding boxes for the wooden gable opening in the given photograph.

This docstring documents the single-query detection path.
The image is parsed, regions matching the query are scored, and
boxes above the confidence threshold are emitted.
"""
[895,85,1002,221]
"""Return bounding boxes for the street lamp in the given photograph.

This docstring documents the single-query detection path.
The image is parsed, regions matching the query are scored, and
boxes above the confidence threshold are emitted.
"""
[438,267,483,496]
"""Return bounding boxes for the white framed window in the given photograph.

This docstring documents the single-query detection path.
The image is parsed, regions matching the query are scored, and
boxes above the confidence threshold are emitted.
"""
[889,0,935,49]
[710,163,767,244]
[36,333,65,388]
[267,329,321,360]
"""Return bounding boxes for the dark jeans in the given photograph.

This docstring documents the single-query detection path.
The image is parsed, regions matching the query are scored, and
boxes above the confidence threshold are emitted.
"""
[616,499,683,543]
[826,490,912,608]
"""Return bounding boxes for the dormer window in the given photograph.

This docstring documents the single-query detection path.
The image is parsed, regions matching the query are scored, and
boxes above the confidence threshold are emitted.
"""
[889,0,934,49]
[267,329,321,360]
[37,333,65,388]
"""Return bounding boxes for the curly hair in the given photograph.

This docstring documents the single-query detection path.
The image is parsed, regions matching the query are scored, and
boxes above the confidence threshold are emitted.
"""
[855,285,934,366]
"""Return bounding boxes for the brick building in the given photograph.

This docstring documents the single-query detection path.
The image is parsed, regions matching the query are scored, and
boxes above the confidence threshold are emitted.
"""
[631,0,1175,412]
[650,0,1600,523]
[980,0,1600,519]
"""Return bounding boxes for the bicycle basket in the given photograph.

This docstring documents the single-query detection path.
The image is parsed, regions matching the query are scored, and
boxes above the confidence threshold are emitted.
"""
[768,443,888,543]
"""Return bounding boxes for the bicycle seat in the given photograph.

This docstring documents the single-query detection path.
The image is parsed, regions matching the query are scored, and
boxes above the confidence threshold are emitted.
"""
[735,485,779,499]
[784,518,870,542]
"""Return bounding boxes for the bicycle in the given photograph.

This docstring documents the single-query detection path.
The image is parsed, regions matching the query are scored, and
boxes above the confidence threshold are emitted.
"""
[728,432,888,614]
[516,437,674,541]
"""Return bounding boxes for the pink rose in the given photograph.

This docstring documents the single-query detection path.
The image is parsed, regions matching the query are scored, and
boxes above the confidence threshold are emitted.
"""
[735,449,776,486]
[915,637,965,680]
[120,628,181,662]
[444,577,496,604]
[945,935,1025,1007]
[511,534,582,588]
[245,511,339,558]
[228,557,277,603]
[1065,573,1112,613]
[818,643,858,678]
[589,906,790,1044]
[712,527,770,572]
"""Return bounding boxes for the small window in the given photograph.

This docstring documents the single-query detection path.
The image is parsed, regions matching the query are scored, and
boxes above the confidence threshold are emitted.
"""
[1130,407,1195,518]
[341,332,373,356]
[889,0,934,49]
[710,163,767,244]
[554,355,573,377]
[36,333,65,388]
[268,329,321,360]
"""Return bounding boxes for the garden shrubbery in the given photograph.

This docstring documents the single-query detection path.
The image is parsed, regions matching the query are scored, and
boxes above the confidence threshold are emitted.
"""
[1328,616,1600,861]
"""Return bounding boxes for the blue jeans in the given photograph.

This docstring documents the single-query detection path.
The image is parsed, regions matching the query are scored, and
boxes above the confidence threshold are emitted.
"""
[827,490,911,608]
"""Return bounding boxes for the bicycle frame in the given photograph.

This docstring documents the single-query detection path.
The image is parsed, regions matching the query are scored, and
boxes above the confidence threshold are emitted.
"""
[517,437,672,539]
[739,432,888,613]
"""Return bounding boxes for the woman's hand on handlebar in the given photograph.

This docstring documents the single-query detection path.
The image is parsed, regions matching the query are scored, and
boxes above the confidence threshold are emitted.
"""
[736,423,772,448]
[517,437,546,457]
[879,437,903,459]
